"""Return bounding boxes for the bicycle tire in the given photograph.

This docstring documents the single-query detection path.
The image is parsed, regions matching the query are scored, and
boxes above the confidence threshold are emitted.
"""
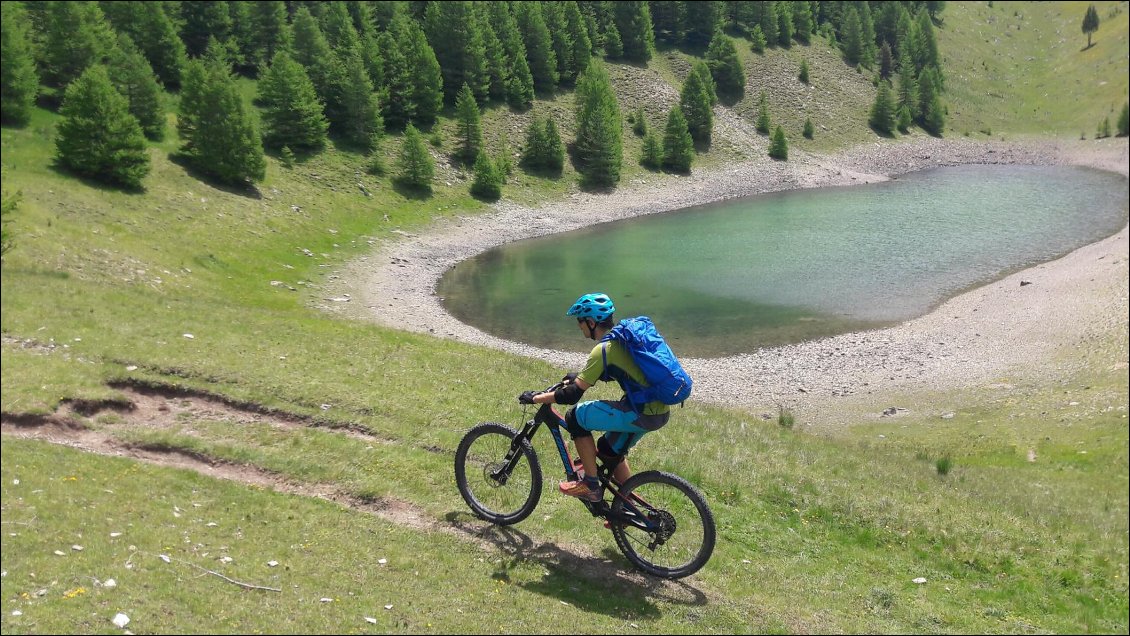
[454,422,542,525]
[609,470,716,579]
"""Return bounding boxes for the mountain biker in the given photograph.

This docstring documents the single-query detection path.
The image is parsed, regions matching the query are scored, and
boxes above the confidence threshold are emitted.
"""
[519,293,671,502]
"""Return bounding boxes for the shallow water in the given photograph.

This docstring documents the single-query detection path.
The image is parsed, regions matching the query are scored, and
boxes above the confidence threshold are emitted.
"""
[438,165,1128,357]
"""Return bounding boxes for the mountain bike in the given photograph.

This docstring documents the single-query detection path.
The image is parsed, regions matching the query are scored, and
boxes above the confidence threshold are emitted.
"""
[454,383,715,579]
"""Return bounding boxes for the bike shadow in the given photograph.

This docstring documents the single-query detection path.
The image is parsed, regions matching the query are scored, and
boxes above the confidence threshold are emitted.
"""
[445,511,709,617]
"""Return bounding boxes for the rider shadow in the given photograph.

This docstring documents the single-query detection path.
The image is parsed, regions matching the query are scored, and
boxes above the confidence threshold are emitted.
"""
[446,511,708,617]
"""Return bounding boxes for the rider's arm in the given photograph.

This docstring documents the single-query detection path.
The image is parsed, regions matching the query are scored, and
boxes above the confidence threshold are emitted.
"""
[530,377,591,404]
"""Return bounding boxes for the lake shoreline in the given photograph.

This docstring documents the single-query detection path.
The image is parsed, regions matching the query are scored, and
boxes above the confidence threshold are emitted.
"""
[331,135,1129,422]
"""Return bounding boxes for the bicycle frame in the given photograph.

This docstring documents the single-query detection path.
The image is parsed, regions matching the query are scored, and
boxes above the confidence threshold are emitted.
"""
[503,401,666,537]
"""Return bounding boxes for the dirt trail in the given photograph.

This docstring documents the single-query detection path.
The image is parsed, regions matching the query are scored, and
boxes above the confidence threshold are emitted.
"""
[0,386,690,588]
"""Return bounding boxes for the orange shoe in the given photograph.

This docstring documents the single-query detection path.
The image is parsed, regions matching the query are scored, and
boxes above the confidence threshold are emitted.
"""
[559,478,603,502]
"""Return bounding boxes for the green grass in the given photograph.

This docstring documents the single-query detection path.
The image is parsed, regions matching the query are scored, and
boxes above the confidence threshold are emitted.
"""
[3,5,1129,632]
[940,0,1130,138]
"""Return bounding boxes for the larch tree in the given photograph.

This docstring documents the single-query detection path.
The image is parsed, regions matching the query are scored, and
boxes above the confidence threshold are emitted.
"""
[455,83,483,165]
[705,30,745,97]
[661,105,694,173]
[573,61,622,188]
[396,123,434,191]
[106,34,165,140]
[679,66,714,145]
[1082,4,1100,48]
[55,65,150,189]
[257,51,329,151]
[1,2,39,126]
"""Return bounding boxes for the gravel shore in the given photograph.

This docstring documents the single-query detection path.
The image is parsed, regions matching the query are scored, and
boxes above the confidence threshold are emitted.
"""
[333,135,1129,423]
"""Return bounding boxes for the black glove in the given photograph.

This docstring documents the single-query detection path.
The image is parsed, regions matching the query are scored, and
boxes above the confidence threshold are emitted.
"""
[518,390,538,405]
[561,372,578,384]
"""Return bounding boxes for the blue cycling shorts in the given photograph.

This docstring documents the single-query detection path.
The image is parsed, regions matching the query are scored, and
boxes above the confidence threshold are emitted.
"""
[568,398,669,456]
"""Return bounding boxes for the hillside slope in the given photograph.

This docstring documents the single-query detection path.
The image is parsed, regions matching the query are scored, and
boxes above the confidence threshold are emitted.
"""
[940,0,1129,137]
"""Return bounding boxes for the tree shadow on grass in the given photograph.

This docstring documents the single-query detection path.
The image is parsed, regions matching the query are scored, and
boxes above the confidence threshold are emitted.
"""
[167,152,262,200]
[47,160,147,195]
[391,178,432,200]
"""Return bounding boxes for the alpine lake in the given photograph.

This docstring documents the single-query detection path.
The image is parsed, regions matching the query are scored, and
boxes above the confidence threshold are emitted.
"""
[437,165,1129,358]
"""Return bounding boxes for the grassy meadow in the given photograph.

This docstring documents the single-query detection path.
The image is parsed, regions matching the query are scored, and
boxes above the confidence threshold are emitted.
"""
[3,3,1128,633]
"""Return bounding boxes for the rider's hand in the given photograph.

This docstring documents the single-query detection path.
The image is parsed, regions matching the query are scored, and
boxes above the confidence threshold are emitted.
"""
[518,390,539,405]
[561,372,577,385]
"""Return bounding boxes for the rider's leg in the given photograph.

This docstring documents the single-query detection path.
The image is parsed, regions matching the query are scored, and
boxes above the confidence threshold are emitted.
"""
[561,400,645,500]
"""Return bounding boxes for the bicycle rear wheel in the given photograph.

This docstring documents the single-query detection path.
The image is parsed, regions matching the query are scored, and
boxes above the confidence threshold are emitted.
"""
[609,471,715,579]
[454,422,542,525]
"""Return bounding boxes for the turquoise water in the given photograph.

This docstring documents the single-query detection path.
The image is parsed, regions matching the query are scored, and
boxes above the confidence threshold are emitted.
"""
[438,165,1128,357]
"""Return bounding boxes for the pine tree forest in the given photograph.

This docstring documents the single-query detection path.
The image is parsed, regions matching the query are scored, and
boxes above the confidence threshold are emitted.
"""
[2,0,952,192]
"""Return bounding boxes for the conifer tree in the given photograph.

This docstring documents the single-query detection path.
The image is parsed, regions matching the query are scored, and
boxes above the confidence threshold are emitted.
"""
[602,20,624,58]
[477,6,510,101]
[922,94,946,137]
[521,117,548,168]
[768,125,788,160]
[320,1,361,55]
[613,1,654,63]
[564,2,593,81]
[1118,102,1129,137]
[41,1,114,88]
[336,45,383,149]
[897,105,912,133]
[841,6,864,67]
[756,91,771,134]
[759,2,779,47]
[487,1,534,108]
[425,1,489,103]
[683,0,722,47]
[914,10,942,85]
[515,2,558,93]
[798,59,810,84]
[56,65,149,189]
[750,25,767,54]
[692,62,718,106]
[180,1,232,59]
[258,51,328,151]
[661,105,694,173]
[680,66,714,145]
[1,2,39,126]
[102,2,186,89]
[573,61,622,188]
[455,83,483,165]
[470,151,503,200]
[859,2,879,68]
[706,31,745,97]
[640,131,662,169]
[879,41,894,80]
[776,2,794,47]
[396,123,434,191]
[896,49,920,120]
[106,34,165,141]
[803,117,815,139]
[869,81,896,136]
[632,107,648,136]
[249,1,289,73]
[917,66,940,128]
[792,0,814,45]
[403,19,444,126]
[177,50,265,185]
[543,2,573,84]
[291,8,346,127]
[1082,4,1100,48]
[543,118,564,171]
[650,0,684,44]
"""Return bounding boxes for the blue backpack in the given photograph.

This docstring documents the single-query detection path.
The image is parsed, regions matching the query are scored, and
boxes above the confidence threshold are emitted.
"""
[600,316,693,409]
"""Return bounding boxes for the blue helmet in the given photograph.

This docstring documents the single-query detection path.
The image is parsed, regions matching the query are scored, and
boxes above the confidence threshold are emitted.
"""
[566,293,615,322]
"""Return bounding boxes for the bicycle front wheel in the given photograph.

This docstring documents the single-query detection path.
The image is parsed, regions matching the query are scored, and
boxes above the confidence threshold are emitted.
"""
[454,422,542,525]
[609,471,716,579]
